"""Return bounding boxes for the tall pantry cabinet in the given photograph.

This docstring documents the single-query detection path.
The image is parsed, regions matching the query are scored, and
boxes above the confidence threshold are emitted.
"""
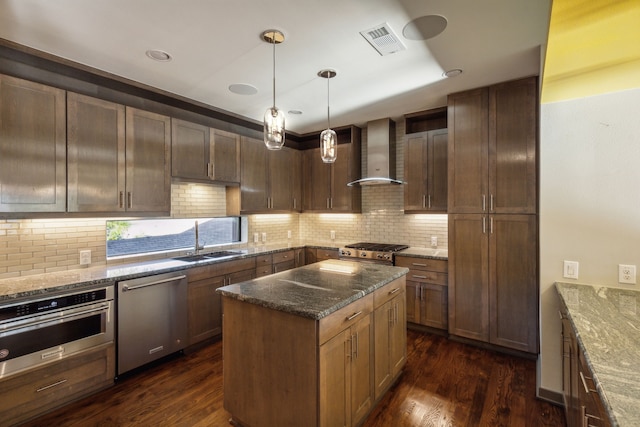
[447,77,539,354]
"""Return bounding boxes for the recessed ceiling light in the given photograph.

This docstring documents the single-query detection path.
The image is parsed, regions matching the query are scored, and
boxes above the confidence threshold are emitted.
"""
[443,68,463,78]
[403,15,448,41]
[228,84,258,95]
[145,49,172,62]
[288,110,303,115]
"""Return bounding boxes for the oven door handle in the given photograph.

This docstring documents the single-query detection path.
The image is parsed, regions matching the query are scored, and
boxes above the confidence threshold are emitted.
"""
[0,303,111,335]
[121,275,187,292]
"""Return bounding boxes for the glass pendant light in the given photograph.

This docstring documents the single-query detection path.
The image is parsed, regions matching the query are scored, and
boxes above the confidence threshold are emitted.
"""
[318,69,337,163]
[262,30,285,150]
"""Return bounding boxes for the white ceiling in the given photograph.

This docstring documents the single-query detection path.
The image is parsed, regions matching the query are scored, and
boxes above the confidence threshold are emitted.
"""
[0,0,550,135]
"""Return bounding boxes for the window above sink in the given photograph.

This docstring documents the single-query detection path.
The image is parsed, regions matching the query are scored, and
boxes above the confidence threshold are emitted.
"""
[106,217,247,259]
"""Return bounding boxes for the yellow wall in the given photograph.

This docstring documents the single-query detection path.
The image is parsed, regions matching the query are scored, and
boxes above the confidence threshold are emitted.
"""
[542,0,640,103]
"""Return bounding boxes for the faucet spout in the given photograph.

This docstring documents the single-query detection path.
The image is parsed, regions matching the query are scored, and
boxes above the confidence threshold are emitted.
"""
[195,220,200,254]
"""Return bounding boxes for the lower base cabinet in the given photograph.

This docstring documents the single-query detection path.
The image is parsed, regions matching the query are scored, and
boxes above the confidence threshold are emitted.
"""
[222,276,406,427]
[187,258,256,345]
[0,343,115,426]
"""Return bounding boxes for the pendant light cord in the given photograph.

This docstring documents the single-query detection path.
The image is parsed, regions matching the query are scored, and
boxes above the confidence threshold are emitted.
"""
[272,36,276,109]
[326,76,331,128]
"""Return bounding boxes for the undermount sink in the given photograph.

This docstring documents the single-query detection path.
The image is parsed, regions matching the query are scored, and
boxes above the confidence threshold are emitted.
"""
[173,251,243,262]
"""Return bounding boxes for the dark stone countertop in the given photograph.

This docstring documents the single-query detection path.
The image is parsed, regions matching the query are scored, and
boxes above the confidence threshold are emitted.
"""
[396,247,448,260]
[217,260,409,320]
[556,282,640,427]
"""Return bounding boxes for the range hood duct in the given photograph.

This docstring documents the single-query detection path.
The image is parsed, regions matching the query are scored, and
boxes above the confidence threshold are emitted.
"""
[347,118,404,186]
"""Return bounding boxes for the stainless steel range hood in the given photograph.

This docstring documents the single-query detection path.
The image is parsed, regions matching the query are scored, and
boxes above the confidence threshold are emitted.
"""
[347,118,404,186]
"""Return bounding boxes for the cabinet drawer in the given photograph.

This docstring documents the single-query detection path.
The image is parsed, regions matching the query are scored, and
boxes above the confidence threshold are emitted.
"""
[319,293,373,345]
[0,344,114,425]
[373,277,406,309]
[395,256,447,273]
[255,265,273,277]
[255,254,273,265]
[316,249,339,261]
[273,259,295,273]
[406,270,448,286]
[272,250,294,264]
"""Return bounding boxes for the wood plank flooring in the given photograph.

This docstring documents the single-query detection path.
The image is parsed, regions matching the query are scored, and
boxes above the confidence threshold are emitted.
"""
[19,331,565,427]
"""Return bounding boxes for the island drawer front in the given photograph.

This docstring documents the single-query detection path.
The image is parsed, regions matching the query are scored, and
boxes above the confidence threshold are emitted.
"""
[272,250,295,264]
[373,277,406,309]
[255,254,272,266]
[318,294,373,345]
[255,266,273,277]
[395,256,447,273]
[316,249,339,261]
[407,271,447,286]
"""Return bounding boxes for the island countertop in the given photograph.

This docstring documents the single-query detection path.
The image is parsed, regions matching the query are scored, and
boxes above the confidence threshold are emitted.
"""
[217,259,409,320]
[556,282,640,427]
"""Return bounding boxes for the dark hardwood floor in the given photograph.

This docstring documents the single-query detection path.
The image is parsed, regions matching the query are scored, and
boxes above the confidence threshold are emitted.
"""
[19,330,565,427]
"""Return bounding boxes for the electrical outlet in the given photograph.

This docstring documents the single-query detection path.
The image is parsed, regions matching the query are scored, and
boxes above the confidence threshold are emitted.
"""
[330,230,336,240]
[79,250,91,266]
[430,236,438,248]
[563,260,579,279]
[287,230,292,239]
[261,232,267,243]
[253,233,259,243]
[619,264,636,284]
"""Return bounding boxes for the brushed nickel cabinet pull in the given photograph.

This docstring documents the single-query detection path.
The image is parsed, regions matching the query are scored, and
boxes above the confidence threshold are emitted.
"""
[490,194,494,212]
[482,194,486,211]
[422,195,426,208]
[119,191,124,208]
[293,198,296,209]
[127,192,132,209]
[412,262,427,267]
[412,275,427,279]
[389,287,401,295]
[482,216,486,234]
[428,195,432,208]
[327,198,330,209]
[37,379,67,392]
[490,216,494,234]
[347,311,363,321]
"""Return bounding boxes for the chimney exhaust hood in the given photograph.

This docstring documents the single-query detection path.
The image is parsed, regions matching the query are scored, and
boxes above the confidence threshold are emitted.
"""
[347,118,404,186]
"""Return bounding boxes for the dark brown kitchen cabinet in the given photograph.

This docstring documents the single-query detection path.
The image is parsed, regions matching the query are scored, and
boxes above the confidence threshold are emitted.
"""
[0,343,114,426]
[448,213,538,353]
[240,136,297,213]
[67,92,126,212]
[0,74,66,213]
[303,126,361,213]
[171,119,240,184]
[186,257,256,345]
[395,256,448,330]
[560,306,612,427]
[404,129,448,213]
[448,77,537,214]
[125,107,171,214]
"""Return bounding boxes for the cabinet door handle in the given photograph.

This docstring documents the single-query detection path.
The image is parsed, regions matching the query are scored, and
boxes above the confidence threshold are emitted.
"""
[490,194,494,212]
[422,195,426,208]
[490,216,494,234]
[482,194,486,212]
[37,379,67,393]
[327,198,330,209]
[127,192,132,209]
[482,216,486,234]
[293,198,297,209]
[412,275,427,279]
[412,262,427,267]
[389,287,401,295]
[347,311,363,321]
[119,191,124,208]
[354,332,359,360]
[428,194,432,209]
[579,371,597,394]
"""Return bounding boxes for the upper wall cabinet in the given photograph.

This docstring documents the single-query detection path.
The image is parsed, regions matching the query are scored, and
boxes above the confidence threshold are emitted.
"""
[125,107,171,214]
[302,126,361,213]
[404,129,448,213]
[448,77,538,214]
[171,119,240,184]
[0,74,66,213]
[67,92,126,212]
[240,136,299,213]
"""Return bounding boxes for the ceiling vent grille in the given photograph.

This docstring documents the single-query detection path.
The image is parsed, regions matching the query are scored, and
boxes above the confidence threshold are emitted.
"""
[360,23,406,56]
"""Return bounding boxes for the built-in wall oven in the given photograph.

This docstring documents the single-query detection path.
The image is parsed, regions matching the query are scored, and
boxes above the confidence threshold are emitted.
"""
[0,283,114,378]
[339,242,409,265]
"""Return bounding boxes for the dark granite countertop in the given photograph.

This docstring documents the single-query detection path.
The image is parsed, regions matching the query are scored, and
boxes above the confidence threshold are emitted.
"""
[0,242,342,302]
[556,282,640,427]
[217,260,409,320]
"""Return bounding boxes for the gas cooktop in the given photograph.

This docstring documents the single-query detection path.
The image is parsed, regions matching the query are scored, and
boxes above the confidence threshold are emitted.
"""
[339,242,409,263]
[343,242,409,252]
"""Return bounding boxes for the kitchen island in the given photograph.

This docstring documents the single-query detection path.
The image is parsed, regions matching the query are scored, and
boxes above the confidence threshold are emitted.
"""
[217,260,409,427]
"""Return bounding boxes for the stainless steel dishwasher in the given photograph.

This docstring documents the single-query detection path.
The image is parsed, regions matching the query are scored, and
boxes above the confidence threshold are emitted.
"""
[116,271,187,375]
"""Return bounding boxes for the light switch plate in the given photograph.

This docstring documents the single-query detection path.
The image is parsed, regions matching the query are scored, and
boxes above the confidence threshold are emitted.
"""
[563,260,579,279]
[79,250,91,266]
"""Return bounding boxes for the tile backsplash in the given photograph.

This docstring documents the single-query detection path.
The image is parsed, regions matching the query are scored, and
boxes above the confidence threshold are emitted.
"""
[0,120,448,278]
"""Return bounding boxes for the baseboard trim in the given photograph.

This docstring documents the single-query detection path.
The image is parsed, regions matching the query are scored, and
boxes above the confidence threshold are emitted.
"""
[537,387,563,406]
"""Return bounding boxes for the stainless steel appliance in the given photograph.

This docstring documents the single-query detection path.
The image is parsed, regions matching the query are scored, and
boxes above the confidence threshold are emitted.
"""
[117,271,187,375]
[339,242,409,264]
[0,284,114,379]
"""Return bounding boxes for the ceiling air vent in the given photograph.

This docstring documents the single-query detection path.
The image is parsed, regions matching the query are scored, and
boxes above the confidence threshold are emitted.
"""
[360,23,406,56]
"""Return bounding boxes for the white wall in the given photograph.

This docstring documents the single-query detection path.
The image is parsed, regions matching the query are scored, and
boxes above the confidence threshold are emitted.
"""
[539,87,640,394]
